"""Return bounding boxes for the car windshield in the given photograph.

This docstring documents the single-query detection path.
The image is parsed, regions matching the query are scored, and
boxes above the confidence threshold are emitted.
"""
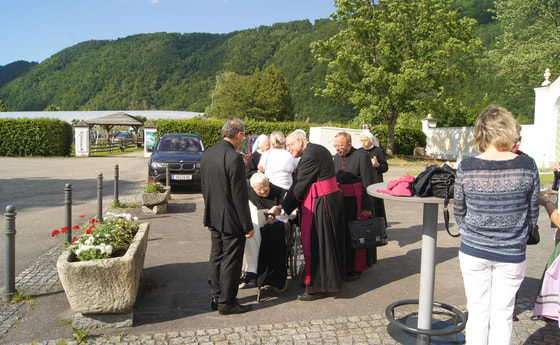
[157,136,202,152]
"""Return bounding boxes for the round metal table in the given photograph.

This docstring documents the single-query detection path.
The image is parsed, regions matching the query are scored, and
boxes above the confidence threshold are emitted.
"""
[367,182,466,345]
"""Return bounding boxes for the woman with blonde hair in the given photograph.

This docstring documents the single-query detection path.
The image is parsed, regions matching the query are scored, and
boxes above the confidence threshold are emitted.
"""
[454,105,540,345]
[258,131,297,191]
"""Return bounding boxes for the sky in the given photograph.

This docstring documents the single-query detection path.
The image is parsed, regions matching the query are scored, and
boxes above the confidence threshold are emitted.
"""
[1,0,336,66]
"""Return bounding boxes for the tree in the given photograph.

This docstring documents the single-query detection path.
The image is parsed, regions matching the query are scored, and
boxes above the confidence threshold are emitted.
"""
[206,65,295,121]
[0,99,6,112]
[246,65,294,121]
[44,104,61,111]
[206,71,250,119]
[311,0,482,154]
[488,0,560,121]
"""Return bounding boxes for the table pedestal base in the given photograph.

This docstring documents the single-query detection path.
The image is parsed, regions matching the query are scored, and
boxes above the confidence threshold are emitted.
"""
[386,299,466,345]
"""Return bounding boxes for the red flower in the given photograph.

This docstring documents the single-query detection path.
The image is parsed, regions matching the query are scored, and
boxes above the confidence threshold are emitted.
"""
[89,218,98,224]
[61,226,69,233]
[72,225,80,230]
[85,227,93,235]
[79,215,86,219]
[51,230,60,237]
[71,237,78,243]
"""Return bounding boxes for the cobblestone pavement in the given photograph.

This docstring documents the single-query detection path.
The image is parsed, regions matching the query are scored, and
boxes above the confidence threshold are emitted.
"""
[1,245,559,345]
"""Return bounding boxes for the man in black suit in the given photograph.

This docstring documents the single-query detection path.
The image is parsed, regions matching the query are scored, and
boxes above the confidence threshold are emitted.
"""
[201,117,255,315]
[269,130,346,301]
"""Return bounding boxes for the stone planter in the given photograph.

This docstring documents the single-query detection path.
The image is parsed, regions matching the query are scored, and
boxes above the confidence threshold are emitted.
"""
[57,223,149,327]
[141,187,171,214]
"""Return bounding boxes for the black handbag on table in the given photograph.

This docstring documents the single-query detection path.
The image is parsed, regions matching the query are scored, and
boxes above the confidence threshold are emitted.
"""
[347,217,387,249]
[412,164,460,237]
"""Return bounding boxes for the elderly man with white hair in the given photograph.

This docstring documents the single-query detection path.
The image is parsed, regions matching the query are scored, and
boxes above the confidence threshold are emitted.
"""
[239,172,287,291]
[269,130,346,301]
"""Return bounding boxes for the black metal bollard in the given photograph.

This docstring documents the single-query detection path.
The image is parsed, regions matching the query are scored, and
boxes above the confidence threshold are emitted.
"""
[166,164,170,187]
[64,183,72,243]
[97,173,103,222]
[114,164,119,205]
[3,205,17,301]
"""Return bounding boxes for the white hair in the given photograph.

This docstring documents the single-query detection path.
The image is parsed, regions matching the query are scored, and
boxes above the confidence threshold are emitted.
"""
[288,129,307,141]
[250,172,268,187]
[252,134,269,153]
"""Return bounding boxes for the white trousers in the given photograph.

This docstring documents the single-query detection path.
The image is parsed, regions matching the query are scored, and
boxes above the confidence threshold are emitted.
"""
[242,202,262,274]
[459,251,526,345]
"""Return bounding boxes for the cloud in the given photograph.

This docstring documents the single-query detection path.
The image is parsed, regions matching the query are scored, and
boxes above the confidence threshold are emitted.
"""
[151,0,159,4]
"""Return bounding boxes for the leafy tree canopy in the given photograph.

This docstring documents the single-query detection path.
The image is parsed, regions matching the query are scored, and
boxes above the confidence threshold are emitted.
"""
[311,0,482,154]
[207,65,294,121]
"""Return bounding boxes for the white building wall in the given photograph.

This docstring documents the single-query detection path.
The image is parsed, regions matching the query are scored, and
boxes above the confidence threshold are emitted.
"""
[423,70,560,169]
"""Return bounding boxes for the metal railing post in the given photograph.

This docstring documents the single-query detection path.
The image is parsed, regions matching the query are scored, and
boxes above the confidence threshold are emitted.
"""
[64,183,72,242]
[3,205,17,301]
[97,173,103,222]
[114,164,119,205]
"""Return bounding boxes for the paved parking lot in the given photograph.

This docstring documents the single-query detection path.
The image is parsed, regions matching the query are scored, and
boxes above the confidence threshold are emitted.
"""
[1,152,559,344]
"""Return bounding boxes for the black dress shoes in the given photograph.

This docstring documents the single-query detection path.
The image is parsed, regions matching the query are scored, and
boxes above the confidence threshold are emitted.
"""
[211,297,218,311]
[297,292,326,301]
[345,271,362,282]
[218,302,252,315]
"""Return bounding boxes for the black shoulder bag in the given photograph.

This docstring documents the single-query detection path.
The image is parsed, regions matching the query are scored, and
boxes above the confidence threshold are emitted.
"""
[413,164,460,237]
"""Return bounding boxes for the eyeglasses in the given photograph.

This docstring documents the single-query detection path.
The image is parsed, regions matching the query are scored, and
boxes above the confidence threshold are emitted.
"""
[253,185,269,193]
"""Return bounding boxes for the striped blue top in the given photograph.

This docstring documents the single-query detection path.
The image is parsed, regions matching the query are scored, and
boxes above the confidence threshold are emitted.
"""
[453,155,540,263]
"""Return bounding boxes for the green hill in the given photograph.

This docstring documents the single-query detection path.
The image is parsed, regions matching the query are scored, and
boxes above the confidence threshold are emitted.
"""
[0,19,357,123]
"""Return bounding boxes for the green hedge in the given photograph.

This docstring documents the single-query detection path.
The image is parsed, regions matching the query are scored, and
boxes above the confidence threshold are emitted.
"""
[151,118,425,156]
[0,118,73,156]
[368,125,426,156]
[0,117,425,157]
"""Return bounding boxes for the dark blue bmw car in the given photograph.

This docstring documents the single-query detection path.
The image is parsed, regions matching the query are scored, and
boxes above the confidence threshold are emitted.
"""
[148,133,204,187]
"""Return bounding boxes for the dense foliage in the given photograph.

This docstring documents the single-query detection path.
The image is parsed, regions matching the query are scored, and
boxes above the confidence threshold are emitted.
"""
[0,118,72,156]
[152,118,423,156]
[206,65,295,121]
[0,61,36,88]
[312,0,481,154]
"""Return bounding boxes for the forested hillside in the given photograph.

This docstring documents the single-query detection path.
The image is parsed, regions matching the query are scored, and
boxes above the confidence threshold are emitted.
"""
[0,19,357,123]
[1,0,557,126]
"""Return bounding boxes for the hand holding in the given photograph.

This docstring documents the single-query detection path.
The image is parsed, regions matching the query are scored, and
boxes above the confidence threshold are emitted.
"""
[360,210,373,218]
[245,229,255,238]
[264,216,277,225]
[268,205,282,216]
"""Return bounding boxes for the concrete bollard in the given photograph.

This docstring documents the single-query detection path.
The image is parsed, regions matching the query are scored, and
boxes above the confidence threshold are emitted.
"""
[3,205,17,301]
[165,164,170,188]
[114,164,119,205]
[97,173,103,222]
[65,184,72,243]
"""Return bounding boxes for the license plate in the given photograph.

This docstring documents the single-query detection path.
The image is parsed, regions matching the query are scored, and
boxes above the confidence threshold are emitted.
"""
[172,174,192,180]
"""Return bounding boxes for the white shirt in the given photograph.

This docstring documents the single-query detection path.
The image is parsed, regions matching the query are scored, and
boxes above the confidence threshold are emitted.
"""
[258,148,297,190]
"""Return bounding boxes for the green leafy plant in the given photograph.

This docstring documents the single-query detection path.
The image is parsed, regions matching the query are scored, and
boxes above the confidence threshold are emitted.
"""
[51,212,140,261]
[10,292,33,303]
[72,327,90,344]
[141,178,165,193]
[57,318,72,326]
